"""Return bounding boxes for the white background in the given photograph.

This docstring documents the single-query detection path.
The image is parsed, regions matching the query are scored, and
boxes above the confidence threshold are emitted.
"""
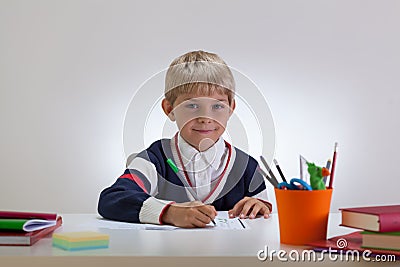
[1,0,399,213]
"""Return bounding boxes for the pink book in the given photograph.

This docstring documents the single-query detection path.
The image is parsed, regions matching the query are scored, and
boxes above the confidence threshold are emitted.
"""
[340,205,400,232]
[0,211,57,221]
[0,216,62,246]
[307,231,400,259]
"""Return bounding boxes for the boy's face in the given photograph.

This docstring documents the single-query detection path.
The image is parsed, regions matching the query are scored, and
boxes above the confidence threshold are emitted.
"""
[162,92,235,151]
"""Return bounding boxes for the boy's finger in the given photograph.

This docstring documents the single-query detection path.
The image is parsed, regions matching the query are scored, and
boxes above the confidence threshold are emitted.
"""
[239,199,257,218]
[250,204,271,219]
[263,207,271,218]
[197,205,216,221]
[194,210,213,225]
[205,204,217,216]
[229,198,247,217]
[249,204,262,219]
[191,219,208,228]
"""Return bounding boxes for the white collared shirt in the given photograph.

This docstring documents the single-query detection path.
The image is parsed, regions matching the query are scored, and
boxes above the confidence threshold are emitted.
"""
[175,134,229,201]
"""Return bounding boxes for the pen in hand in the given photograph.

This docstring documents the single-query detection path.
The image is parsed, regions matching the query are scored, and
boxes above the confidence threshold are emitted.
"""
[211,218,216,226]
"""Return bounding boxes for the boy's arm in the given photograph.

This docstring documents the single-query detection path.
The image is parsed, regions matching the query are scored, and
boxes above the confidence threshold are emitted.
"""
[98,174,175,224]
[98,155,174,224]
[98,174,215,227]
[98,177,151,223]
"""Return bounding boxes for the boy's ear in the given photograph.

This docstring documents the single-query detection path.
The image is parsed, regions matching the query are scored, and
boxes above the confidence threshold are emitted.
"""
[161,99,175,121]
[229,99,236,116]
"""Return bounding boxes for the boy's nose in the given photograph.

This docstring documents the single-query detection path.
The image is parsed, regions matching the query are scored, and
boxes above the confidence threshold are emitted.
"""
[197,116,212,123]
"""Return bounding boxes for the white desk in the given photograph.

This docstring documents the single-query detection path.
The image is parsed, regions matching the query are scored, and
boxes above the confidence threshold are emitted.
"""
[0,213,397,267]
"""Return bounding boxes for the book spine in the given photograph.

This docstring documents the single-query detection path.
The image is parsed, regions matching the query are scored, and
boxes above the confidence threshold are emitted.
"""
[379,213,400,232]
[0,211,57,221]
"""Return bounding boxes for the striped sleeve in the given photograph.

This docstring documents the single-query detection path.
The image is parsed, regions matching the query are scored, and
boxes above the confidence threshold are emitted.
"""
[118,155,174,224]
[126,156,159,195]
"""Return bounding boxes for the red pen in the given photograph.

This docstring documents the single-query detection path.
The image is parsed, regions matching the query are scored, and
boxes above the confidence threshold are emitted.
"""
[328,142,338,189]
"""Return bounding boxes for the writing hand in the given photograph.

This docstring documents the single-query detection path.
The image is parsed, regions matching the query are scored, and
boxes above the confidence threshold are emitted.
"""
[162,201,217,228]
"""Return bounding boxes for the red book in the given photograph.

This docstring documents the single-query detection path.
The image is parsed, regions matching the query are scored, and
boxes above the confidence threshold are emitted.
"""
[0,216,62,246]
[340,205,400,232]
[307,231,400,259]
[0,210,57,221]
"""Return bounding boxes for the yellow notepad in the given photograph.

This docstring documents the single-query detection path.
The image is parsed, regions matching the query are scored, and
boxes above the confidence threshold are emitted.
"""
[52,231,109,251]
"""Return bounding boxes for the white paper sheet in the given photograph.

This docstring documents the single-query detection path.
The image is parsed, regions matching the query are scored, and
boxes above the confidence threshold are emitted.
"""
[88,211,249,231]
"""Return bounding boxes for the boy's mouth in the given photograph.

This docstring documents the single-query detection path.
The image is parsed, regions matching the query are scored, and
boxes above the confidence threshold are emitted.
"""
[193,129,215,134]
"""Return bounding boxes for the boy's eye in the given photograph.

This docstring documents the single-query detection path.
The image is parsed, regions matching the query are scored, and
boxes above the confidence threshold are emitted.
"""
[212,103,225,110]
[185,103,199,109]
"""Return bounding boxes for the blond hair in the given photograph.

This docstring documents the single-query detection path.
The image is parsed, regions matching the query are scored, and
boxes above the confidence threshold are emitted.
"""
[165,51,235,105]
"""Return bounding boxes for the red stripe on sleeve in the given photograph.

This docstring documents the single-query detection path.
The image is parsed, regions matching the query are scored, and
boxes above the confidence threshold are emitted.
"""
[119,173,148,194]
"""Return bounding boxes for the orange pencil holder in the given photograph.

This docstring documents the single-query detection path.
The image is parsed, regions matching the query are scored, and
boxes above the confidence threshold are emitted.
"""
[274,188,333,245]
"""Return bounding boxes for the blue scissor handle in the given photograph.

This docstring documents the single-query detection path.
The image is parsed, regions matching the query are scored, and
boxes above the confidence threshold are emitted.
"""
[278,181,296,190]
[278,178,312,191]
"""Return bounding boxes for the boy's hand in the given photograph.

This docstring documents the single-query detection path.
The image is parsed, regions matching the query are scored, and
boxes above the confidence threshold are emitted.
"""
[161,201,217,228]
[228,197,271,219]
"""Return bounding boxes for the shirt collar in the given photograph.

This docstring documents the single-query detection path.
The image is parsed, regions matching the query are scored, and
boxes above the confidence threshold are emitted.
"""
[177,133,226,171]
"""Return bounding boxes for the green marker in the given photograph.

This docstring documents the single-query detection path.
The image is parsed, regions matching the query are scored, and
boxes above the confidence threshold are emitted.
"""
[166,158,179,173]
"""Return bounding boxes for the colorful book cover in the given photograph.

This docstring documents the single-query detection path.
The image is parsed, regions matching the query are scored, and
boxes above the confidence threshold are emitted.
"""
[0,216,62,246]
[0,218,57,232]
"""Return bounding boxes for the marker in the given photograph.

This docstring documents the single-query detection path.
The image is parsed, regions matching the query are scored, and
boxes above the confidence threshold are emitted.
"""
[166,158,179,173]
[166,158,216,226]
[328,143,338,189]
[260,156,280,187]
[166,158,197,198]
[273,159,287,183]
[323,159,332,184]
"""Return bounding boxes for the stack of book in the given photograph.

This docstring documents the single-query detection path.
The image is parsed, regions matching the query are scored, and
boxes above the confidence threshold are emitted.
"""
[307,204,400,259]
[0,210,62,246]
[340,205,400,251]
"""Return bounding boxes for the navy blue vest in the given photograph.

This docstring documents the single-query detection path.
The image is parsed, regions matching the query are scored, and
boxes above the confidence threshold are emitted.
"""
[98,139,266,223]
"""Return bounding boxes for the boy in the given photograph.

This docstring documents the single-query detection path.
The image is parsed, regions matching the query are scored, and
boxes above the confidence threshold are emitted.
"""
[98,51,271,228]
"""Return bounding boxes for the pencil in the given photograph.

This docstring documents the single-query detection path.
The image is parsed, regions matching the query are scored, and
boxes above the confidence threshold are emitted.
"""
[273,159,287,182]
[328,143,338,189]
[238,218,245,229]
[258,167,278,188]
[260,156,280,187]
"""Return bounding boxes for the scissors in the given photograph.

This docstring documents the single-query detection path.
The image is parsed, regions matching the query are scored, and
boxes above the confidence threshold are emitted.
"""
[277,178,312,190]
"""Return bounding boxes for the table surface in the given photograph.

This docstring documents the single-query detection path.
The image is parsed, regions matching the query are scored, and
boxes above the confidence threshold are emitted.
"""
[0,212,354,257]
[3,213,399,267]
